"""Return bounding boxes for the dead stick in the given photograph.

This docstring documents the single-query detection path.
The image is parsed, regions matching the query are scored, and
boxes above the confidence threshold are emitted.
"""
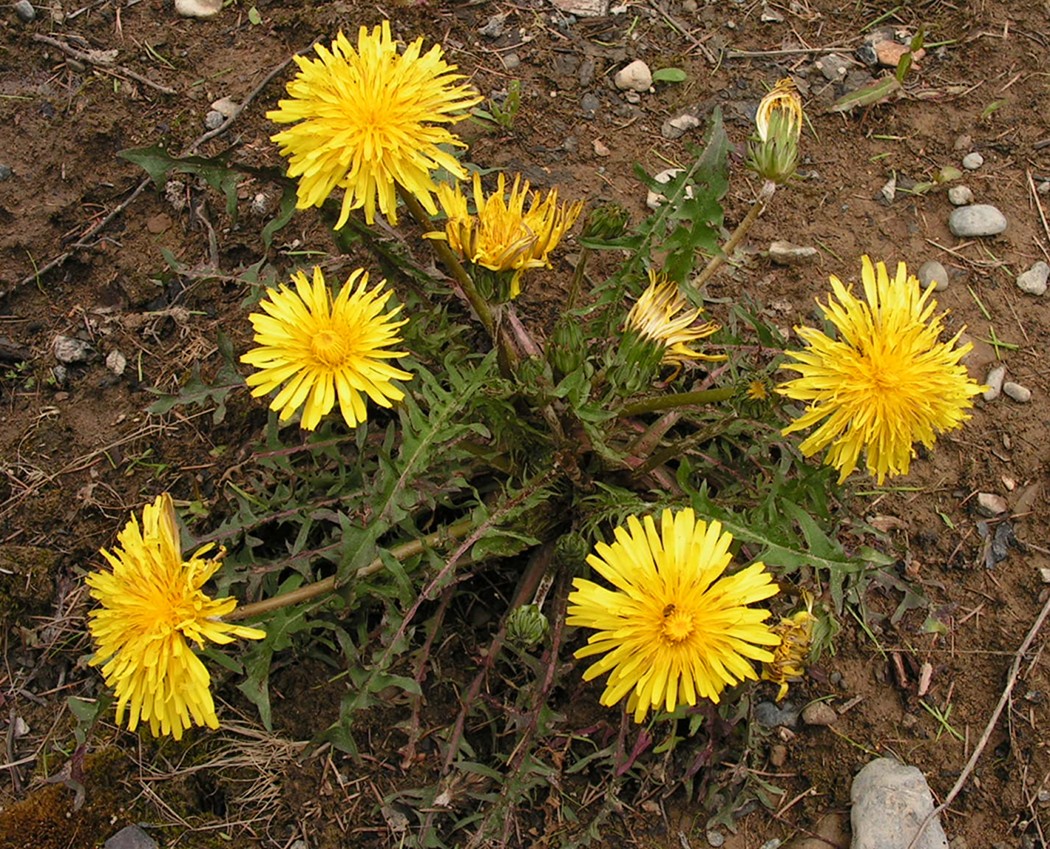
[1026,170,1050,264]
[31,34,176,95]
[906,590,1050,849]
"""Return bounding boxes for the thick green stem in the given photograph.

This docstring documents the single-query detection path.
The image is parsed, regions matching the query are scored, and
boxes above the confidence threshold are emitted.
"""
[619,386,736,417]
[692,180,776,289]
[566,246,592,310]
[227,518,475,621]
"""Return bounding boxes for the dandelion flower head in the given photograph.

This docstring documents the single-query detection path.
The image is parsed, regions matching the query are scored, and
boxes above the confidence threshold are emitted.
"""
[430,172,584,299]
[241,267,412,431]
[268,22,482,227]
[761,599,816,702]
[778,256,984,484]
[567,509,780,723]
[755,77,803,144]
[625,269,722,367]
[87,494,264,740]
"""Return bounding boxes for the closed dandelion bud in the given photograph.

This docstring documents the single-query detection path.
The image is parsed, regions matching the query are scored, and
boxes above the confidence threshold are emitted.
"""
[507,603,550,648]
[761,604,817,702]
[747,78,803,185]
[554,531,590,572]
[515,355,553,401]
[611,330,665,394]
[582,202,630,241]
[548,316,587,377]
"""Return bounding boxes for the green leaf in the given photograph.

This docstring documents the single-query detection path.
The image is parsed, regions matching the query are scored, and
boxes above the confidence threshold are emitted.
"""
[652,67,687,83]
[829,77,901,113]
[247,5,261,24]
[118,145,242,221]
[260,181,299,248]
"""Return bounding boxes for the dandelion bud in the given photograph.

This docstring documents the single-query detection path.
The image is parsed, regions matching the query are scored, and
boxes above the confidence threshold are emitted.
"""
[582,202,630,241]
[553,531,590,572]
[548,316,587,378]
[507,603,550,648]
[747,78,803,185]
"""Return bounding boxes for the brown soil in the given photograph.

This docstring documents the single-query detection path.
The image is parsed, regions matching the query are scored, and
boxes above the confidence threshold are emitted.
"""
[1,0,1049,847]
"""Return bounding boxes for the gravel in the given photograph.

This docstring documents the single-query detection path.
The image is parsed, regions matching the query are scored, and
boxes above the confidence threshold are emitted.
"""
[1003,381,1032,403]
[13,0,36,22]
[982,364,1006,401]
[961,151,984,170]
[1016,261,1049,296]
[851,758,949,849]
[917,260,948,291]
[947,185,974,206]
[613,60,652,92]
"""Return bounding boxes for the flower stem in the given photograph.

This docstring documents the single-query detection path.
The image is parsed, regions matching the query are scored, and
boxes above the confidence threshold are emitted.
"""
[692,180,776,290]
[619,387,736,417]
[566,246,592,310]
[396,185,497,338]
[227,518,475,621]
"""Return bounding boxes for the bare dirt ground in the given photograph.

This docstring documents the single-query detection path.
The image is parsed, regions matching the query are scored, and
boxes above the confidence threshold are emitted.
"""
[0,0,1049,847]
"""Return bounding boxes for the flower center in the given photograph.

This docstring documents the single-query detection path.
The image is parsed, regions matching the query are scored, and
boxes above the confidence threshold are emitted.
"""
[311,329,351,367]
[660,606,695,643]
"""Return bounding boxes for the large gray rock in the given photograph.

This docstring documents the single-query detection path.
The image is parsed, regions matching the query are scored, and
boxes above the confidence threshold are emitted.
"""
[948,204,1007,237]
[105,825,158,849]
[851,758,948,849]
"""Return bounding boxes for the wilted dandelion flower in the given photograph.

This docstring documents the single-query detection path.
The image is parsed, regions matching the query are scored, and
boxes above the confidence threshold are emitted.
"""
[761,597,816,701]
[778,256,984,484]
[749,77,803,184]
[430,172,584,300]
[87,494,265,740]
[625,269,722,368]
[567,509,780,723]
[241,267,412,431]
[268,23,482,227]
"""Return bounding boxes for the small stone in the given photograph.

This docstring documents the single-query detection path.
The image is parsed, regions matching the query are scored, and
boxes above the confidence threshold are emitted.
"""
[1039,181,1050,195]
[551,0,608,16]
[953,134,972,151]
[592,138,610,157]
[879,174,896,203]
[174,0,221,17]
[707,830,725,848]
[961,152,984,170]
[917,260,948,291]
[105,350,127,376]
[975,492,1008,517]
[947,185,974,206]
[580,92,600,114]
[645,168,693,210]
[105,825,158,849]
[875,41,925,68]
[948,204,1007,238]
[204,110,225,130]
[614,60,652,92]
[815,53,851,81]
[478,12,506,38]
[501,52,520,71]
[770,744,788,767]
[661,113,700,140]
[53,335,93,364]
[760,3,783,23]
[851,758,948,849]
[1003,381,1032,403]
[769,241,818,265]
[13,0,36,21]
[209,96,239,118]
[0,164,12,181]
[146,213,172,234]
[982,364,1006,401]
[1016,261,1049,296]
[755,700,800,728]
[801,701,837,726]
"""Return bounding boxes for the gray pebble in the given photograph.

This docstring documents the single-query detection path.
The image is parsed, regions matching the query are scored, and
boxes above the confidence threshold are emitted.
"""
[204,110,225,130]
[769,240,818,265]
[1003,381,1032,403]
[815,53,851,81]
[53,335,93,364]
[755,700,800,728]
[0,164,12,181]
[948,204,1007,238]
[105,825,158,849]
[578,57,595,86]
[961,151,984,170]
[613,60,651,92]
[851,758,948,849]
[801,701,837,726]
[707,830,725,848]
[501,52,520,71]
[917,260,948,291]
[105,349,127,376]
[478,12,506,39]
[580,92,600,114]
[661,113,700,140]
[982,364,1006,401]
[947,185,973,206]
[13,0,36,21]
[1039,181,1050,195]
[1016,261,1049,296]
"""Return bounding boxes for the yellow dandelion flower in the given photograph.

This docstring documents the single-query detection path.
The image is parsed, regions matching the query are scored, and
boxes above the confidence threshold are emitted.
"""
[746,378,770,401]
[429,172,584,299]
[267,23,482,227]
[567,509,780,723]
[87,495,265,740]
[761,598,816,702]
[625,269,722,367]
[778,256,984,484]
[755,77,803,144]
[241,267,412,431]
